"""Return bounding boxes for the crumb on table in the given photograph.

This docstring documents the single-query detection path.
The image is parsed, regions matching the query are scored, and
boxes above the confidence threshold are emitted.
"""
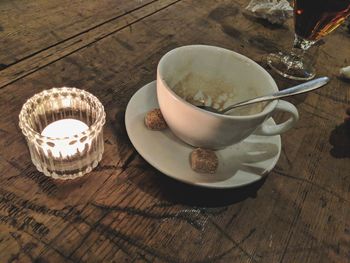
[144,108,167,130]
[190,148,218,174]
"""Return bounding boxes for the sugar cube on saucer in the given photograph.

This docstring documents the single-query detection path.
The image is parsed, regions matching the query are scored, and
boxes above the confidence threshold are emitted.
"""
[145,108,167,130]
[190,148,218,174]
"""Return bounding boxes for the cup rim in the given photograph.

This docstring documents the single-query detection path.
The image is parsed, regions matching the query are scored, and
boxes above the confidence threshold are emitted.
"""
[157,45,278,120]
[18,87,106,141]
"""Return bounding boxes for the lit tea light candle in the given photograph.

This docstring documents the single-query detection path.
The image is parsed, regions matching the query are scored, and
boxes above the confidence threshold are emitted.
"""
[19,87,105,179]
[41,119,90,158]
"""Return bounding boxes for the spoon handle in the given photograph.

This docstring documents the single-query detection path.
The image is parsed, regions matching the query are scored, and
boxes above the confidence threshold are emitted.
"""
[221,76,330,113]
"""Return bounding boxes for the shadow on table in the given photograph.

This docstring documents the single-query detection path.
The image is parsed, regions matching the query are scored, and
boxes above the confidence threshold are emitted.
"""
[158,175,266,207]
[134,167,267,207]
[329,121,350,158]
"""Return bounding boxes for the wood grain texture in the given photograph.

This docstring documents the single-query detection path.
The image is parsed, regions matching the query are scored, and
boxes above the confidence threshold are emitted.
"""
[0,0,181,88]
[0,0,349,262]
[0,0,155,66]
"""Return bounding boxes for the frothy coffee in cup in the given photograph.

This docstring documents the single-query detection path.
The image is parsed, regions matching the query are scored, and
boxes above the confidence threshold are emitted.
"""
[173,73,265,115]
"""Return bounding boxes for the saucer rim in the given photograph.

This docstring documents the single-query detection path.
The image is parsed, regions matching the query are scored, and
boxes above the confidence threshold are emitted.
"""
[125,81,282,189]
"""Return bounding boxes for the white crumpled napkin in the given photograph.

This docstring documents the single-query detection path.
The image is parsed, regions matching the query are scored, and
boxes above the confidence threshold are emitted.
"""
[245,0,293,25]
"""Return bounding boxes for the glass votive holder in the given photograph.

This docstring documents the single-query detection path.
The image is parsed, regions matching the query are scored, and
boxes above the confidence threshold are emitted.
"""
[19,87,106,180]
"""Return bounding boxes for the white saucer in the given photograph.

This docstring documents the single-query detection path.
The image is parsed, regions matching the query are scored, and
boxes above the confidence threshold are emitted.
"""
[125,81,281,189]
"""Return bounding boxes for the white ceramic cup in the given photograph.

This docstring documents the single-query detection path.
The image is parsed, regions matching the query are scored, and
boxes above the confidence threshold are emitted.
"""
[157,45,299,149]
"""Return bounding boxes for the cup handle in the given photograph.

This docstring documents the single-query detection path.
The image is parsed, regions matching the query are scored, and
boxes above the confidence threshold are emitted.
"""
[255,100,299,136]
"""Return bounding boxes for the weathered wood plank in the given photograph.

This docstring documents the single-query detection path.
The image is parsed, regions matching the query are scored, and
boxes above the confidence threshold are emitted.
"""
[0,0,155,66]
[0,0,180,88]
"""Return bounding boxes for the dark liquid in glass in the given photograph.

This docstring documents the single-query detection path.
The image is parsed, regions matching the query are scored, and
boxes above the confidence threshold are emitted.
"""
[294,0,350,41]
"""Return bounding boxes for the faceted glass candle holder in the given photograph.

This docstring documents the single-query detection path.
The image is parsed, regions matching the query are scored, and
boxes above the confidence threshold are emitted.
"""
[19,87,106,180]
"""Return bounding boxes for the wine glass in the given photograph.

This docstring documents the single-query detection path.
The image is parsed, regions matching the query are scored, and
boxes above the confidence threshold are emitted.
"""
[267,0,350,80]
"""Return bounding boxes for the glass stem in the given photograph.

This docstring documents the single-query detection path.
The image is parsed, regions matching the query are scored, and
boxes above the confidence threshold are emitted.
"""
[293,34,315,51]
[285,34,316,70]
[292,34,315,56]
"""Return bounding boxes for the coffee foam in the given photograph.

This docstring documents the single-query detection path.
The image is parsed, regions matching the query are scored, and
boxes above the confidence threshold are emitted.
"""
[173,73,265,115]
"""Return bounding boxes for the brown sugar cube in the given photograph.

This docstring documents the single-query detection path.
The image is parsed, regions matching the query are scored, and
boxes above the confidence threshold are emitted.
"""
[190,148,218,174]
[144,108,167,130]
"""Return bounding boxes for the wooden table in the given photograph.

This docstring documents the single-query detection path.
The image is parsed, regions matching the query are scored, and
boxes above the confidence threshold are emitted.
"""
[1,1,349,262]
